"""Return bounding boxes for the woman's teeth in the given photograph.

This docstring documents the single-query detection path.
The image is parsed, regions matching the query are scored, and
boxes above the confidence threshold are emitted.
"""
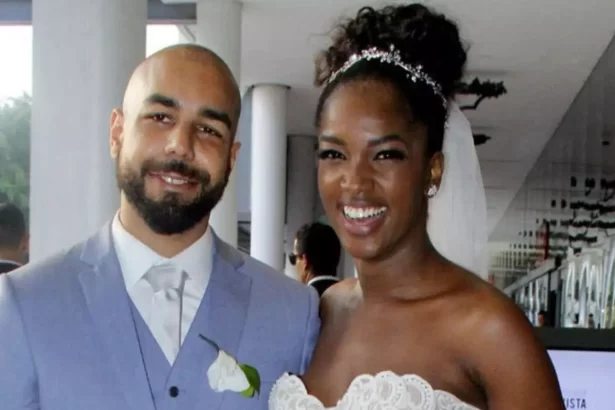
[343,206,387,220]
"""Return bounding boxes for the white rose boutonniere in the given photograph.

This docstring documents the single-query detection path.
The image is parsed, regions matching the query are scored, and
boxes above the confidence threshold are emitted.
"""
[199,334,261,398]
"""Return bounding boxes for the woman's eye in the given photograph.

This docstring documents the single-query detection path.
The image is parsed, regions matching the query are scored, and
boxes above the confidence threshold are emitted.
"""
[375,150,406,160]
[318,149,345,160]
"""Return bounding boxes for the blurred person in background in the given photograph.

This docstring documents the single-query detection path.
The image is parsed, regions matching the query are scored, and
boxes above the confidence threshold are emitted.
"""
[290,222,341,296]
[0,202,28,274]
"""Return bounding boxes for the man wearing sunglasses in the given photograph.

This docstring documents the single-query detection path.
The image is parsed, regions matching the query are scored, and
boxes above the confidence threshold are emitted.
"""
[289,222,340,296]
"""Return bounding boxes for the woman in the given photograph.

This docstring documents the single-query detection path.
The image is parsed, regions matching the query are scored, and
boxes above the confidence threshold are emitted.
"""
[270,4,564,410]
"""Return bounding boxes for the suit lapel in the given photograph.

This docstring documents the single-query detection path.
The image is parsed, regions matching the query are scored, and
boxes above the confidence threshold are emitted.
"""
[78,225,156,410]
[170,237,252,410]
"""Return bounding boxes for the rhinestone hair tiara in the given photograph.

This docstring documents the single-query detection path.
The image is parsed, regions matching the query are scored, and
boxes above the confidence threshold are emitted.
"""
[326,44,448,109]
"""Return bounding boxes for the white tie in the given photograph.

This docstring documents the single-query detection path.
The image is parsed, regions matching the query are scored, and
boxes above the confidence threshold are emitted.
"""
[145,263,186,364]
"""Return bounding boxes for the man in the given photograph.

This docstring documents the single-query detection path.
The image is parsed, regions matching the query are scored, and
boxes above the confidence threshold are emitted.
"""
[587,313,595,329]
[290,222,340,296]
[537,310,548,327]
[0,202,28,274]
[0,45,319,410]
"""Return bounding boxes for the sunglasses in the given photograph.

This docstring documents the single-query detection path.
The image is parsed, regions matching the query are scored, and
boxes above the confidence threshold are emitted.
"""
[289,253,300,266]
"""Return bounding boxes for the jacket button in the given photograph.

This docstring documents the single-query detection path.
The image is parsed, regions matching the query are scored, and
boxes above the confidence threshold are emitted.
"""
[169,386,179,398]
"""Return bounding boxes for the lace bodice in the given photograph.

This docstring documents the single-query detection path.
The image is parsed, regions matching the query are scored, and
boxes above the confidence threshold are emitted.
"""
[269,371,480,410]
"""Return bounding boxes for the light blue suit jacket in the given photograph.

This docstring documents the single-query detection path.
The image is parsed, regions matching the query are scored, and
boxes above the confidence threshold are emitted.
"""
[0,224,320,410]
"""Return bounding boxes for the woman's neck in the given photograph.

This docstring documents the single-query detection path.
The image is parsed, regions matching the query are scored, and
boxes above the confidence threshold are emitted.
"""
[355,231,443,302]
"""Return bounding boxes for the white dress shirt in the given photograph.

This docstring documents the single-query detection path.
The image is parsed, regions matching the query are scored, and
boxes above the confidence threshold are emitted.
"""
[306,276,339,286]
[111,213,214,364]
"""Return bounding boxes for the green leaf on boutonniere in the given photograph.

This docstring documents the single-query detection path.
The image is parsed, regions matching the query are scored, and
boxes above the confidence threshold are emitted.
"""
[240,385,255,398]
[239,364,261,397]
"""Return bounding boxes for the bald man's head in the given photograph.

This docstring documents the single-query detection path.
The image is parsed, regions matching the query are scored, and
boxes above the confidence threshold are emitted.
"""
[122,44,241,122]
[109,44,242,235]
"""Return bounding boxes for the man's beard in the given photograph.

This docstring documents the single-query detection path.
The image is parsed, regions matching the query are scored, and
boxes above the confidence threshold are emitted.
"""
[116,157,228,235]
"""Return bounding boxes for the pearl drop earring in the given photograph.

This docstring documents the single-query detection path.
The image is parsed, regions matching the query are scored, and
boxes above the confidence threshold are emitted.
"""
[427,184,438,198]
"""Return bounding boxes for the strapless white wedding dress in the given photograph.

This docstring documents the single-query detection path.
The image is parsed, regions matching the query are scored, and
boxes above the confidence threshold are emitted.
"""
[269,371,480,410]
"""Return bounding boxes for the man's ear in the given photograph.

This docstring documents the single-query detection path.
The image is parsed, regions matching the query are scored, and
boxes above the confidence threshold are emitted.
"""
[19,234,29,254]
[303,255,312,273]
[109,108,124,159]
[228,141,242,172]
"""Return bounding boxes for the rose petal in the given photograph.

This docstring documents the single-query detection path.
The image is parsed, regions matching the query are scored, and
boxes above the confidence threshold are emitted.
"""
[207,350,251,393]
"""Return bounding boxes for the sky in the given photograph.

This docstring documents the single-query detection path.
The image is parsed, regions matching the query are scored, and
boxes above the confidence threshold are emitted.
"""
[0,24,183,100]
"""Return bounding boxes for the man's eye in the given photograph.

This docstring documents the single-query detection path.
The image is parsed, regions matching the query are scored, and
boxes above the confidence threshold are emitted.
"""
[197,125,222,138]
[149,113,171,123]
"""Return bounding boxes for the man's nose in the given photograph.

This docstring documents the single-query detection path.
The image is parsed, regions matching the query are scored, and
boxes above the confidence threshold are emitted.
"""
[164,123,195,161]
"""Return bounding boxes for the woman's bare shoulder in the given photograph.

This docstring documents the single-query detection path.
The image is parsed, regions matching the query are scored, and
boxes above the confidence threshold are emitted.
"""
[450,276,564,408]
[445,267,528,331]
[319,278,359,319]
[430,262,539,352]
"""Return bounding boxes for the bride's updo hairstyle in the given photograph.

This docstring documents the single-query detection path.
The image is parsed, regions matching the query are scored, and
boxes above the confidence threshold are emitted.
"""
[314,4,467,155]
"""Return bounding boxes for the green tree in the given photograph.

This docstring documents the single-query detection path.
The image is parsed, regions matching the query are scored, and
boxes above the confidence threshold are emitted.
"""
[0,93,31,220]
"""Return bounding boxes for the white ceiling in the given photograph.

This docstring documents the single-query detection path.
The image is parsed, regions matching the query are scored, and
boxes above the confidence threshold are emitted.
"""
[181,0,615,237]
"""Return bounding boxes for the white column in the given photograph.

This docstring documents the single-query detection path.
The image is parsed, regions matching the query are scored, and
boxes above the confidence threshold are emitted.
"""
[30,0,146,261]
[284,135,317,278]
[250,84,289,271]
[342,250,357,279]
[196,0,242,246]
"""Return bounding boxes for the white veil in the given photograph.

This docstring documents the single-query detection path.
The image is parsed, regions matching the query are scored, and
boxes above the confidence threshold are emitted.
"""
[427,102,489,279]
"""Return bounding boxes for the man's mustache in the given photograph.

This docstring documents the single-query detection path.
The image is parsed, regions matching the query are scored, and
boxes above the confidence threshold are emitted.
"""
[141,159,211,185]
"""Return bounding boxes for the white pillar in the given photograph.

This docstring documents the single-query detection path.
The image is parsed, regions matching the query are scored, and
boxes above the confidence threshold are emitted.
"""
[341,250,357,279]
[30,0,146,261]
[196,0,242,246]
[250,84,289,271]
[284,135,317,278]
